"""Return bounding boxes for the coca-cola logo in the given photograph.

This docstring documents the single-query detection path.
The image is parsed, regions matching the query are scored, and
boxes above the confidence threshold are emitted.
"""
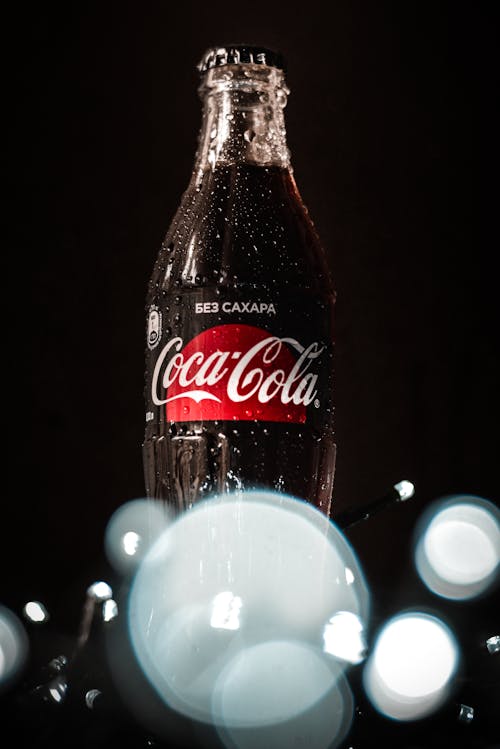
[151,324,324,423]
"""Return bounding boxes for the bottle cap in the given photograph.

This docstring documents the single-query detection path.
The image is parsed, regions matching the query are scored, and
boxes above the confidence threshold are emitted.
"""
[197,45,286,74]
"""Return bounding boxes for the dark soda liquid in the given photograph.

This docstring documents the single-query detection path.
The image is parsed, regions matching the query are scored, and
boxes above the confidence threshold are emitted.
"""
[143,164,336,514]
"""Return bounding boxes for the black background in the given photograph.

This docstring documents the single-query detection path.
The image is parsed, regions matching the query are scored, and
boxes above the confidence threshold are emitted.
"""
[4,2,499,747]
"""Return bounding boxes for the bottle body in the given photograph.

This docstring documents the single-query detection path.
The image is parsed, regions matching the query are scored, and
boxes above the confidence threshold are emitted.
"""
[143,51,336,515]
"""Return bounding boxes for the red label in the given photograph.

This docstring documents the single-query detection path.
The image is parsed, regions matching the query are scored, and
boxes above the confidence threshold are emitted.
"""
[150,324,324,423]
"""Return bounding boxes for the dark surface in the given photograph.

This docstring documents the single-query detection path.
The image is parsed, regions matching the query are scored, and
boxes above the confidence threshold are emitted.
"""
[4,2,498,747]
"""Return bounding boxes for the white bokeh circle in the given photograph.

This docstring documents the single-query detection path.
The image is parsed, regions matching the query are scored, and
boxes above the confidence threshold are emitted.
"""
[128,490,369,727]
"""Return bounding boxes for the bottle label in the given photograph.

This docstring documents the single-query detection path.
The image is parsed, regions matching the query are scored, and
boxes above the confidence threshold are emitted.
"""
[145,290,334,427]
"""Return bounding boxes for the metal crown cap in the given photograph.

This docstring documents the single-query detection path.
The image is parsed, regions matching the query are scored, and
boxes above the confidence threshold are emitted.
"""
[197,45,286,75]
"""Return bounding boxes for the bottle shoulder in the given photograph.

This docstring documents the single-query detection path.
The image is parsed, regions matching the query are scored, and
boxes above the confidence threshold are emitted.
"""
[148,165,335,297]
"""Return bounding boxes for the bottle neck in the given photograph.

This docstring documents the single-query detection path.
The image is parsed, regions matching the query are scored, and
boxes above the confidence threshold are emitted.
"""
[194,64,291,177]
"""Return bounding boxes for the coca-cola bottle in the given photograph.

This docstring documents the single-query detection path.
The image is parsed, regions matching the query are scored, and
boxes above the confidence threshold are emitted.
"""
[143,45,336,516]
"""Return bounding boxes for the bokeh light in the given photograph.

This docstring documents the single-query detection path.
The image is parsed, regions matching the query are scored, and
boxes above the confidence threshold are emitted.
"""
[414,495,500,600]
[104,498,172,576]
[486,635,500,654]
[363,611,459,721]
[125,490,369,740]
[0,605,29,693]
[394,480,415,501]
[213,648,354,749]
[87,581,113,601]
[22,600,49,623]
[102,599,118,622]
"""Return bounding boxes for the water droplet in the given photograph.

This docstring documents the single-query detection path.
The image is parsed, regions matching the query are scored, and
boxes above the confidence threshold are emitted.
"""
[458,704,474,723]
[486,635,500,654]
[85,689,102,709]
[46,676,68,704]
[48,655,68,673]
[276,88,288,108]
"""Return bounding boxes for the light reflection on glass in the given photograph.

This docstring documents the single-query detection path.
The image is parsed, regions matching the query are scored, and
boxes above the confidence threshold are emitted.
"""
[345,567,355,585]
[323,611,366,665]
[210,591,243,631]
[123,531,141,556]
